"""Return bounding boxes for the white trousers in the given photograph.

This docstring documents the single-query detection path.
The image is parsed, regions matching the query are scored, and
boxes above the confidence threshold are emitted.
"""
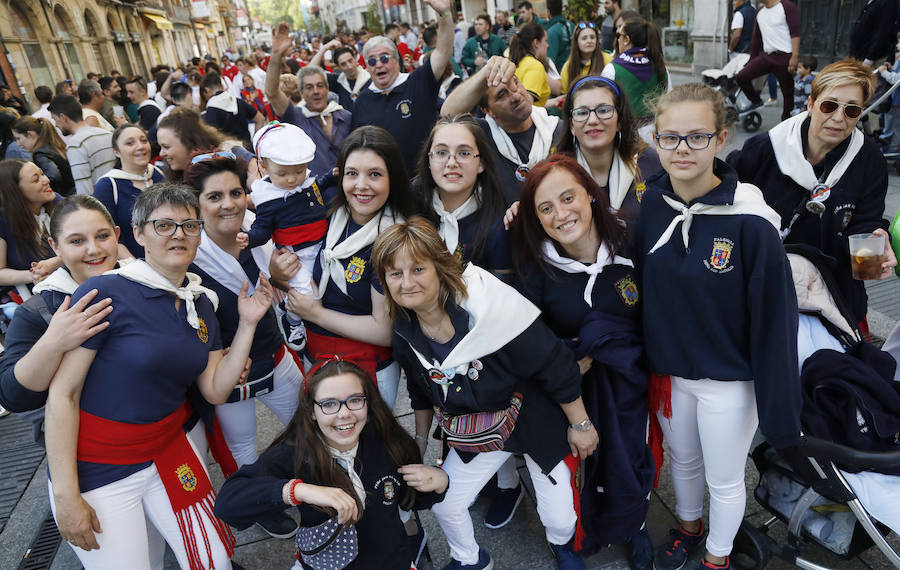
[285,243,321,322]
[215,350,303,467]
[496,456,520,489]
[657,377,758,557]
[432,449,576,565]
[49,440,232,570]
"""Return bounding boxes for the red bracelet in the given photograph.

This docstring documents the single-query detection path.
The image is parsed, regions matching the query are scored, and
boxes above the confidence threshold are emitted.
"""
[288,478,304,505]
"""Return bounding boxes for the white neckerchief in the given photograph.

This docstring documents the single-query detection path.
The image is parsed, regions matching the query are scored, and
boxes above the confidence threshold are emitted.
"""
[337,68,371,98]
[249,176,315,207]
[575,145,634,210]
[318,207,400,298]
[32,267,79,295]
[648,182,781,254]
[407,264,541,394]
[367,72,409,94]
[100,164,157,186]
[35,207,51,237]
[433,189,480,254]
[325,441,366,507]
[541,240,634,307]
[768,111,864,191]
[206,91,238,114]
[193,210,273,296]
[139,99,162,112]
[485,107,558,171]
[300,100,345,127]
[108,259,218,329]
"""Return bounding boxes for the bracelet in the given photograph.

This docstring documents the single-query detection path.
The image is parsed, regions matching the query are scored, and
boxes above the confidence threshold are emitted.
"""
[415,435,428,442]
[568,418,593,432]
[283,478,304,506]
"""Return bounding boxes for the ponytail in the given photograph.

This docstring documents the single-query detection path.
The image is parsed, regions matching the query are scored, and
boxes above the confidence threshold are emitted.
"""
[622,18,668,91]
[12,116,66,156]
[509,22,548,70]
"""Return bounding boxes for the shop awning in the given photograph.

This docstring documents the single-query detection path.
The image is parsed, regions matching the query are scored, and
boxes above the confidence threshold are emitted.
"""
[143,13,174,31]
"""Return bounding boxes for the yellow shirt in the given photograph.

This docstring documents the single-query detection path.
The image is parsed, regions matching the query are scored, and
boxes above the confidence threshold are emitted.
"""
[516,55,550,107]
[560,52,615,93]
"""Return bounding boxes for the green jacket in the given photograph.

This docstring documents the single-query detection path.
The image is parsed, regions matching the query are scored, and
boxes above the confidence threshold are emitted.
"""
[546,15,573,70]
[460,34,507,74]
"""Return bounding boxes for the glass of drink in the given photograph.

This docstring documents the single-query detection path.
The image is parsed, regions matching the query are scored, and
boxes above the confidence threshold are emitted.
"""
[849,233,886,280]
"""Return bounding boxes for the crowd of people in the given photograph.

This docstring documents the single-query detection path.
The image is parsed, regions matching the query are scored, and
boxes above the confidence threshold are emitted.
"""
[0,1,898,570]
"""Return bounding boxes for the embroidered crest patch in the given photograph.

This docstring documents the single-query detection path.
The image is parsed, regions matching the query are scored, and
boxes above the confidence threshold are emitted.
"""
[635,182,647,203]
[397,99,412,118]
[345,256,366,283]
[311,181,324,206]
[614,275,639,307]
[703,238,735,273]
[176,464,197,492]
[196,317,209,343]
[453,242,465,261]
[375,474,401,505]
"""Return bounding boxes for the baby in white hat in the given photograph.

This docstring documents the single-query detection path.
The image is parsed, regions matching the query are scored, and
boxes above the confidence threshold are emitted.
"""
[241,121,330,351]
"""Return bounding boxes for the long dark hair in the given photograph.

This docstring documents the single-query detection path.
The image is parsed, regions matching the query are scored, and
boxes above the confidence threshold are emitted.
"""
[554,76,646,175]
[332,126,419,220]
[12,116,66,156]
[417,115,507,264]
[512,154,628,276]
[157,108,226,179]
[565,24,605,80]
[0,159,55,262]
[621,18,667,91]
[509,23,547,70]
[269,360,421,520]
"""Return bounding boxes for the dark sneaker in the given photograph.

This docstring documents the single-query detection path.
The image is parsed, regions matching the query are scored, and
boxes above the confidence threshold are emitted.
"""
[629,526,654,570]
[483,484,524,529]
[255,511,299,539]
[549,540,586,570]
[653,523,706,570]
[698,555,730,569]
[407,521,428,567]
[440,548,493,570]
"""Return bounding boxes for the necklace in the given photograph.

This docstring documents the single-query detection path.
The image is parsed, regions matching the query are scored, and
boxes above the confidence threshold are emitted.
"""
[420,314,453,343]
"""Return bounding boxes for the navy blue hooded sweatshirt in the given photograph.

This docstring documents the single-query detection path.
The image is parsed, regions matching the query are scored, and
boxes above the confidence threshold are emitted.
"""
[635,159,801,449]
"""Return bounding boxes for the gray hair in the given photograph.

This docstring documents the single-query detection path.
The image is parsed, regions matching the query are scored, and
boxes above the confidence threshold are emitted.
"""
[77,80,103,105]
[362,36,399,63]
[297,64,328,86]
[131,183,200,228]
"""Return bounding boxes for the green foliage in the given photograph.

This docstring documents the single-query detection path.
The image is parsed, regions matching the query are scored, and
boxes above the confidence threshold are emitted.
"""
[363,2,384,34]
[249,0,305,29]
[566,0,599,24]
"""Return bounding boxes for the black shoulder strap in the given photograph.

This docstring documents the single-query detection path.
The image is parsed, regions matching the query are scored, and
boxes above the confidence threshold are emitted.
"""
[22,293,54,325]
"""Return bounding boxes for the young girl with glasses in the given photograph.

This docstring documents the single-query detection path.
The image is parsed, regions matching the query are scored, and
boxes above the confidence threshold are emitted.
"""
[637,83,803,570]
[214,359,448,570]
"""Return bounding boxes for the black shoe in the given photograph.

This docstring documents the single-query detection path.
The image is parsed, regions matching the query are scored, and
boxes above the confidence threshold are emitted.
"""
[256,511,299,539]
[653,523,706,570]
[629,527,653,570]
[483,484,524,529]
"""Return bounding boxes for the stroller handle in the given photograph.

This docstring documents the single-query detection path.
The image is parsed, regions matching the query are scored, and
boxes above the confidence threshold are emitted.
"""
[799,435,900,471]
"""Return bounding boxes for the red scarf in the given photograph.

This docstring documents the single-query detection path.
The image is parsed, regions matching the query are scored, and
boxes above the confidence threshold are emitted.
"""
[306,329,392,383]
[647,373,672,488]
[78,403,236,569]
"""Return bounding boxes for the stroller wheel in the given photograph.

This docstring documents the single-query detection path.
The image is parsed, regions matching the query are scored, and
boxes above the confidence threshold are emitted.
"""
[742,112,762,132]
[732,521,770,570]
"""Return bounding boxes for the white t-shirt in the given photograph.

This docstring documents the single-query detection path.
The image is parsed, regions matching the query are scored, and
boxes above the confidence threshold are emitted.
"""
[731,11,745,31]
[757,2,793,54]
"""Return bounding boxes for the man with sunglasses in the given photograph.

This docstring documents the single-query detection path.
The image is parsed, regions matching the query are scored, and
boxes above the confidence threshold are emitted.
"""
[351,0,455,173]
[729,58,897,331]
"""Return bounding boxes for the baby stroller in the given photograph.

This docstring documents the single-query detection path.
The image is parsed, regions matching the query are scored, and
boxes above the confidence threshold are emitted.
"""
[700,53,763,133]
[733,246,900,569]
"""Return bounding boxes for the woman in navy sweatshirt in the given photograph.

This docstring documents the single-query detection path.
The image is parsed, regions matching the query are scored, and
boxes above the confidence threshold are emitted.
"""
[636,83,801,570]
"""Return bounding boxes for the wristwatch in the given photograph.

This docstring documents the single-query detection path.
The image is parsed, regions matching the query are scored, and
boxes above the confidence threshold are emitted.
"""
[569,419,593,432]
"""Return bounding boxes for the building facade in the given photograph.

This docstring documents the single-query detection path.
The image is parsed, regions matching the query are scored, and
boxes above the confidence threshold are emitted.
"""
[0,0,250,106]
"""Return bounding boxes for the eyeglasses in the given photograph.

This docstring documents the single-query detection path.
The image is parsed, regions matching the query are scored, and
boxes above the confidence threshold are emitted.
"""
[191,151,236,164]
[571,104,616,122]
[654,132,718,151]
[577,22,597,30]
[429,149,480,164]
[366,54,393,67]
[315,395,367,415]
[818,99,863,119]
[147,218,204,237]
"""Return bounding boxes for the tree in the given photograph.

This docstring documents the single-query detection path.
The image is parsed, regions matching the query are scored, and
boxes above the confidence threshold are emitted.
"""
[363,2,384,34]
[565,0,599,25]
[248,0,305,30]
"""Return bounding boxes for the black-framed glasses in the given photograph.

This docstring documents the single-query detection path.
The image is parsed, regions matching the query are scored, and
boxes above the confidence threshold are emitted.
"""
[191,151,236,164]
[315,395,367,415]
[429,149,480,164]
[571,104,616,122]
[654,132,718,150]
[577,22,597,30]
[366,54,393,67]
[147,218,204,237]
[818,99,863,119]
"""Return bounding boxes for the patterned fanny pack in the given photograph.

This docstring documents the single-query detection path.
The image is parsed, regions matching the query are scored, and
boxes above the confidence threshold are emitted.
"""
[296,517,358,569]
[434,393,523,454]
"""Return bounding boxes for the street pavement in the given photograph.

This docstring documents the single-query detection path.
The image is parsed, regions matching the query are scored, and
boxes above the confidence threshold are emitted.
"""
[1,66,899,570]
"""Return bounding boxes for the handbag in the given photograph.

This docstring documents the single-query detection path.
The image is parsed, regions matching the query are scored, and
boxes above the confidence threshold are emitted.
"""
[434,392,524,453]
[295,516,358,570]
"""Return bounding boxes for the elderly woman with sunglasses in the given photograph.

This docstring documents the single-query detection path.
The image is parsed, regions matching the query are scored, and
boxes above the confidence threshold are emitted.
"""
[728,59,896,331]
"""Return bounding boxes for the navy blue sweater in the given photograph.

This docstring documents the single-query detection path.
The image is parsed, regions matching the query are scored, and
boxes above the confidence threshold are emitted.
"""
[635,160,801,449]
